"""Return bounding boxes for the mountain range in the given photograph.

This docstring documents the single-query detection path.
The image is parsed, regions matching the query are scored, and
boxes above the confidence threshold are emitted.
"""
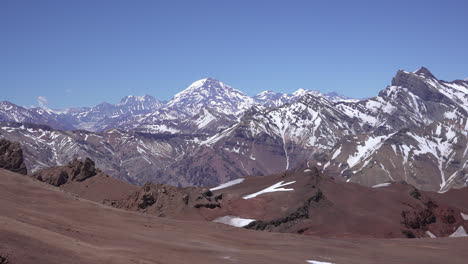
[1,78,352,132]
[1,67,467,192]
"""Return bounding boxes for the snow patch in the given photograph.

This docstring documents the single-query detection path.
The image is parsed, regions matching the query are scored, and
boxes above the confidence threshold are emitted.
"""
[195,109,216,129]
[210,178,244,191]
[306,260,335,264]
[426,231,437,238]
[331,146,341,160]
[347,134,394,168]
[461,212,468,221]
[213,215,255,227]
[372,182,391,188]
[449,226,468,238]
[243,181,296,199]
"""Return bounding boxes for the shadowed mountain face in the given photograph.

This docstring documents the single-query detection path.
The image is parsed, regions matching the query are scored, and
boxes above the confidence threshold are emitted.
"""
[0,67,467,191]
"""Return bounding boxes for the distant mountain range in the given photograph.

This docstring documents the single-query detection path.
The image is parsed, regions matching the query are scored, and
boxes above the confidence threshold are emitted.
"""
[1,67,467,192]
[1,79,353,132]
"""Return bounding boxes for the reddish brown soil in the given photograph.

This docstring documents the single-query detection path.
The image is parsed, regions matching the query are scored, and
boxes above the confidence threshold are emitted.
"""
[61,173,139,203]
[28,160,468,239]
[1,168,468,264]
[202,168,468,238]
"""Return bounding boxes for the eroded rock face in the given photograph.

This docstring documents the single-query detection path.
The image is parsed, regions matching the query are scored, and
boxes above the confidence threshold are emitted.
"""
[0,139,27,175]
[31,157,99,187]
[245,190,330,231]
[400,187,465,238]
[114,182,218,218]
[0,254,9,264]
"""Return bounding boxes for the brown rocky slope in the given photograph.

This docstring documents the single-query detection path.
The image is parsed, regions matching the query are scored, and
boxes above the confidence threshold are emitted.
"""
[53,159,468,239]
[30,157,138,203]
[2,168,468,264]
[22,154,468,239]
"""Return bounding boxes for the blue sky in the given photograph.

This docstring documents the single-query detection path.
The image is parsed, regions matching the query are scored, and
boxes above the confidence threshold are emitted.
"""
[1,0,467,109]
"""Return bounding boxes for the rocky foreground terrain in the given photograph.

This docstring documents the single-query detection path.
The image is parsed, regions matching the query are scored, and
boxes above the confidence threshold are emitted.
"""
[1,165,468,263]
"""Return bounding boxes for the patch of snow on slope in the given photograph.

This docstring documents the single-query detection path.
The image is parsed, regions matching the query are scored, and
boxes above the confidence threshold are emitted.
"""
[331,146,341,160]
[243,181,296,199]
[426,231,437,238]
[141,124,180,134]
[306,260,335,264]
[195,109,216,129]
[461,212,468,221]
[347,134,394,168]
[201,124,237,146]
[372,182,391,188]
[444,110,457,119]
[210,178,245,191]
[449,226,468,237]
[408,130,457,191]
[213,215,255,227]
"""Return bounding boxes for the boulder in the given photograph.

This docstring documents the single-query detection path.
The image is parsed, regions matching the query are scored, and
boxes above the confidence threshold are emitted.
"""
[0,139,27,175]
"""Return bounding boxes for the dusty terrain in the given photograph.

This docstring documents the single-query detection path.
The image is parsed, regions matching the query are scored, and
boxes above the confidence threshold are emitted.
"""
[1,168,468,264]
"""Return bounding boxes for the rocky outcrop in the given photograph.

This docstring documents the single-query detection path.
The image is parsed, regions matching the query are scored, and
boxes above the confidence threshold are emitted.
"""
[114,182,217,218]
[0,254,8,264]
[31,157,99,187]
[392,68,448,103]
[400,187,465,238]
[245,190,330,232]
[0,139,27,175]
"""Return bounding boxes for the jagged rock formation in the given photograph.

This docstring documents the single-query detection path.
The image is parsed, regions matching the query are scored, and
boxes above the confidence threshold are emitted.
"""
[244,190,330,232]
[31,157,99,186]
[0,254,8,264]
[400,187,465,238]
[114,182,221,219]
[0,139,27,175]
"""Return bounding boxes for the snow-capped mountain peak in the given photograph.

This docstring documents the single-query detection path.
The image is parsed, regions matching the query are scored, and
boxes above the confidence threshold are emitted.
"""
[164,78,255,117]
[119,95,153,105]
[292,88,309,97]
[255,90,279,100]
[413,66,436,79]
[170,78,231,102]
[253,88,355,108]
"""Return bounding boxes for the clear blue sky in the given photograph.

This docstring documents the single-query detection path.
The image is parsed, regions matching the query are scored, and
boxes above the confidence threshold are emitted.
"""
[1,0,467,109]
